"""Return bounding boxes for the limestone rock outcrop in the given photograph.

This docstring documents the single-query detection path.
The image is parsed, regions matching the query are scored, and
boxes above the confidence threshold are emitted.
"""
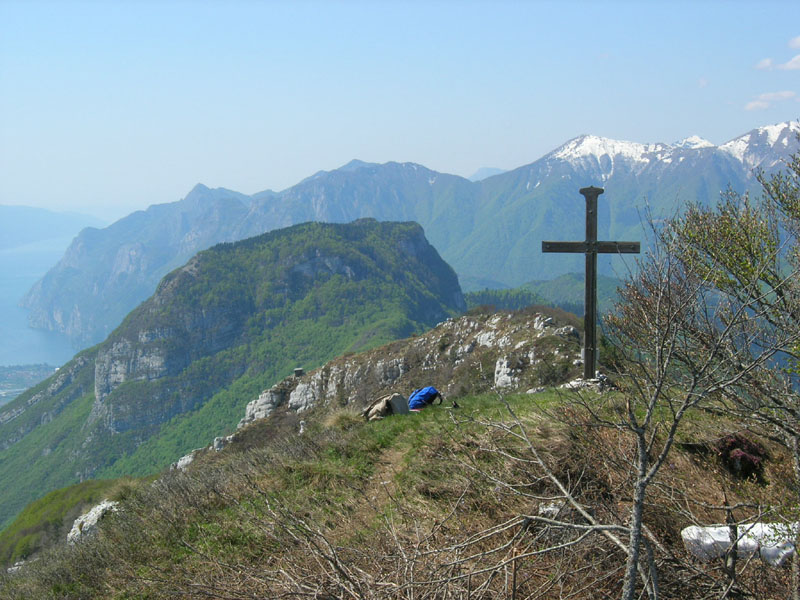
[239,310,582,430]
[67,500,118,544]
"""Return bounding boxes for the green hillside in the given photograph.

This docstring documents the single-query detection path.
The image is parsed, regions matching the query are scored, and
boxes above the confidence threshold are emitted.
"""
[0,478,132,567]
[522,272,622,316]
[464,273,622,317]
[0,219,464,528]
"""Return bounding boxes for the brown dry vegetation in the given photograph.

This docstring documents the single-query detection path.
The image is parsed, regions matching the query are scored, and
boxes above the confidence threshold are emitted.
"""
[1,388,794,599]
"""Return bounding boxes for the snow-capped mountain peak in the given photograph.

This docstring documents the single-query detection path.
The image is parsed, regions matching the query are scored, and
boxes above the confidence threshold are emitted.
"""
[720,121,800,169]
[673,135,714,150]
[546,121,798,174]
[552,135,670,164]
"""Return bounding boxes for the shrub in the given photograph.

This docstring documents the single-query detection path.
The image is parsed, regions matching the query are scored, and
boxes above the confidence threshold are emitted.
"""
[713,433,767,480]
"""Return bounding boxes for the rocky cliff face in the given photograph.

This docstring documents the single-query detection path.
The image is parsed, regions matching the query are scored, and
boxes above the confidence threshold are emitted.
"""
[91,259,251,408]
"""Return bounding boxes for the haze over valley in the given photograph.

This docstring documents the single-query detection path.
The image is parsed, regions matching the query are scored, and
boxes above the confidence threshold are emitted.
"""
[0,207,104,367]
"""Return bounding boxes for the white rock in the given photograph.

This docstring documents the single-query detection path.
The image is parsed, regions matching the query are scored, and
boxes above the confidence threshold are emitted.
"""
[681,525,741,561]
[374,358,409,384]
[6,560,26,574]
[239,388,285,428]
[172,449,200,471]
[561,378,590,390]
[538,502,565,518]
[476,331,497,347]
[455,340,476,358]
[761,540,796,567]
[560,376,611,392]
[213,435,234,451]
[67,500,118,544]
[681,523,798,567]
[748,522,799,567]
[554,326,579,340]
[494,357,519,389]
[288,382,316,412]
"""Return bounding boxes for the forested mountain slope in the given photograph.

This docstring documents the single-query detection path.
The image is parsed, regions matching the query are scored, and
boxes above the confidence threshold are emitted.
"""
[0,219,464,528]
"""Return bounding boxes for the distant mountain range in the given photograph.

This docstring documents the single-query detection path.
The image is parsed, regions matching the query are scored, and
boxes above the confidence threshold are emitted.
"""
[21,121,800,348]
[0,219,464,528]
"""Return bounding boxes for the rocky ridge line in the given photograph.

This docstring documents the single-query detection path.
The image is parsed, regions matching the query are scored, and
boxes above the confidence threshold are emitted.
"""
[173,309,583,469]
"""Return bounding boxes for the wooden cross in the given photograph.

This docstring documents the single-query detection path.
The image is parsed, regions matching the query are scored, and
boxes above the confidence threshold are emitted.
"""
[542,186,640,380]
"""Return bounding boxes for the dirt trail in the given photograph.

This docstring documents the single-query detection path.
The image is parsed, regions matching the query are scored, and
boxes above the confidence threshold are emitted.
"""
[365,446,405,505]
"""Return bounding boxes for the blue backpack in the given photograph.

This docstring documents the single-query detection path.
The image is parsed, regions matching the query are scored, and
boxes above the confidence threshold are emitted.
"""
[408,386,442,410]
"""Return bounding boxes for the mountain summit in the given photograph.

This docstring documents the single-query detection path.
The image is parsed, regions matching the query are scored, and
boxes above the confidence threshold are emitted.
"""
[719,121,800,169]
[551,134,672,165]
[673,135,715,150]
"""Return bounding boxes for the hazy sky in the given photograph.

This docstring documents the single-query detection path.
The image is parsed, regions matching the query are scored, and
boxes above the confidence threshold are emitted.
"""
[1,0,799,222]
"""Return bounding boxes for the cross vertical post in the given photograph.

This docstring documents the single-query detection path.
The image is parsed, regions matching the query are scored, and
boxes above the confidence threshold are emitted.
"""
[582,186,600,381]
[542,186,640,380]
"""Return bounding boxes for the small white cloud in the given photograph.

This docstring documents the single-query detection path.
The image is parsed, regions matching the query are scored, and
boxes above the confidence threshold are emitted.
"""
[746,100,770,111]
[744,90,797,110]
[761,91,796,101]
[777,54,800,70]
[698,77,708,88]
[789,36,800,49]
[755,58,774,70]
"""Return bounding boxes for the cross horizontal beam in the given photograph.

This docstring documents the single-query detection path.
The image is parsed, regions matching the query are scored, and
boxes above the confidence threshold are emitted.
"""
[542,240,641,254]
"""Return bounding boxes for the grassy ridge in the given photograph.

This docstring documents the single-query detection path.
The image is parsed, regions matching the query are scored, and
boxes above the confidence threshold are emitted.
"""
[2,388,792,598]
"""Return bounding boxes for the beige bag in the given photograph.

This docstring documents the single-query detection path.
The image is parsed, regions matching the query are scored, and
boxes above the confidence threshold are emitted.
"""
[362,392,408,421]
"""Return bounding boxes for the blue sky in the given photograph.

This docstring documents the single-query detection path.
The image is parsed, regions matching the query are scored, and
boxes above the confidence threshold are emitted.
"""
[1,0,798,221]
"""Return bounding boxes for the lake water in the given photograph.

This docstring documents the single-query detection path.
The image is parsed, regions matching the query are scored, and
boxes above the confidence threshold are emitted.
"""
[0,238,78,367]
